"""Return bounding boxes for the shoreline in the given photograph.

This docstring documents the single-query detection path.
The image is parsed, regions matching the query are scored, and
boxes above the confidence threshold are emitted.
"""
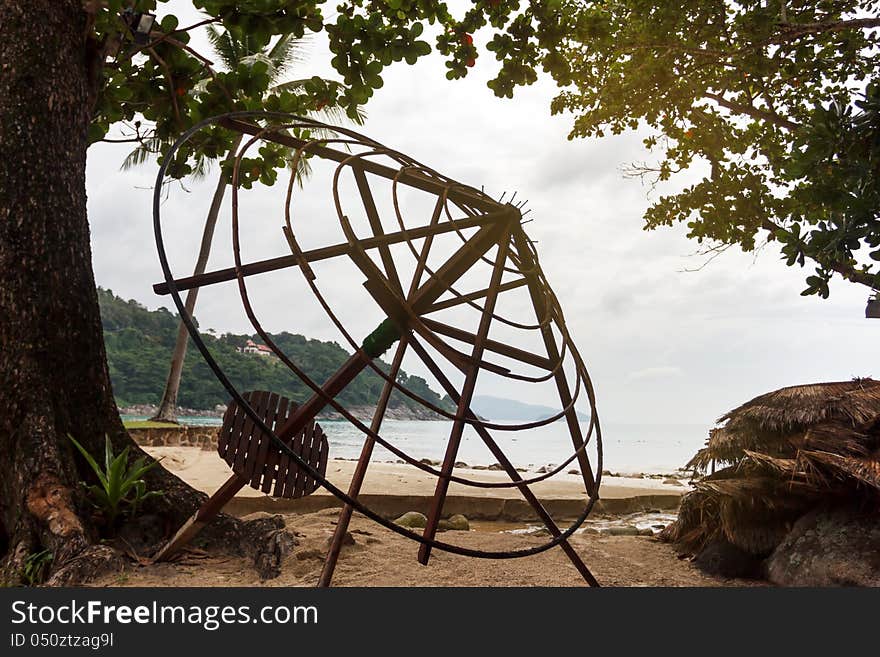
[120,403,449,422]
[144,446,690,520]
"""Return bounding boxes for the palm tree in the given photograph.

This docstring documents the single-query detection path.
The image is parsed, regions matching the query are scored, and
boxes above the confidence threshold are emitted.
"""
[124,27,364,423]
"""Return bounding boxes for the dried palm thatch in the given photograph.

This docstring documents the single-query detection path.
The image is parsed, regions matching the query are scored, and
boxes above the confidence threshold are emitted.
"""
[662,379,880,561]
[686,378,880,472]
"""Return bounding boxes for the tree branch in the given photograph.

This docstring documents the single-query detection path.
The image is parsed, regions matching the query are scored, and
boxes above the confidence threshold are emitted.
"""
[775,17,880,41]
[704,92,800,131]
[760,218,878,289]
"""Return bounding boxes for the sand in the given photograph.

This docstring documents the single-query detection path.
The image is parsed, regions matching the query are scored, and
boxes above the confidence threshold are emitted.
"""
[92,507,758,587]
[84,446,749,588]
[144,445,690,501]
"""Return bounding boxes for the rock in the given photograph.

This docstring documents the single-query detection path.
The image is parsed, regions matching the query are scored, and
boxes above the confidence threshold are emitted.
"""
[638,528,655,537]
[567,469,579,475]
[693,539,763,579]
[487,463,505,471]
[444,514,469,531]
[601,525,640,536]
[325,531,356,548]
[663,478,684,486]
[419,458,440,466]
[535,465,550,474]
[254,529,298,580]
[515,467,527,472]
[472,465,488,470]
[525,527,551,537]
[454,461,468,468]
[394,511,428,529]
[766,507,880,586]
[652,524,667,530]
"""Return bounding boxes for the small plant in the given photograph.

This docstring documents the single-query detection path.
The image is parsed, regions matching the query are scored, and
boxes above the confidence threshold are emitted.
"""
[22,549,53,586]
[69,435,164,526]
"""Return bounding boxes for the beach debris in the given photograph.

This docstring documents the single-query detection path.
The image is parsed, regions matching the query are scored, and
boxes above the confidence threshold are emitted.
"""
[394,512,428,529]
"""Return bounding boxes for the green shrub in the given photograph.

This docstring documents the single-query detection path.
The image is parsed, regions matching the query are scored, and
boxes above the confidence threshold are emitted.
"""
[69,435,163,526]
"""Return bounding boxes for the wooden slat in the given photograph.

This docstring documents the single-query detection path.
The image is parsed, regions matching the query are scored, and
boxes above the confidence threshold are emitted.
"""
[261,396,289,493]
[232,390,264,475]
[221,117,502,214]
[248,392,278,488]
[420,317,554,370]
[291,421,315,498]
[152,213,502,296]
[424,278,528,313]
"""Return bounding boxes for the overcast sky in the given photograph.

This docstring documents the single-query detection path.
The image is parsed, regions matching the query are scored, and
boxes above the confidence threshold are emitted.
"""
[86,3,880,427]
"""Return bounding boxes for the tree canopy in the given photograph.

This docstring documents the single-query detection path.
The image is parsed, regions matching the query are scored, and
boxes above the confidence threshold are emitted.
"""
[90,0,571,183]
[90,1,880,300]
[537,1,880,299]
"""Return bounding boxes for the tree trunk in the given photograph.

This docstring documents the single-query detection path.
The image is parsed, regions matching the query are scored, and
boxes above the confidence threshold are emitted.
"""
[151,137,241,423]
[0,1,291,585]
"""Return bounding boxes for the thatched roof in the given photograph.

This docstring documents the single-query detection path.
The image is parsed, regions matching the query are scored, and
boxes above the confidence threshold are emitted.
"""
[663,378,880,559]
[687,379,880,471]
[717,378,880,434]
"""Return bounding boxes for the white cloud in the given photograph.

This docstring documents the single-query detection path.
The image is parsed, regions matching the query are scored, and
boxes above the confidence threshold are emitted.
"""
[626,366,684,382]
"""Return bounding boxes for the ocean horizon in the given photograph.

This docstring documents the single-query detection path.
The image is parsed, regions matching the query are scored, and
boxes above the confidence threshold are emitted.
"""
[123,415,709,475]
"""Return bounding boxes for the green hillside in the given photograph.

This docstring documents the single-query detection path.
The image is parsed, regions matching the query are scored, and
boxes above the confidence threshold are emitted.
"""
[98,288,454,414]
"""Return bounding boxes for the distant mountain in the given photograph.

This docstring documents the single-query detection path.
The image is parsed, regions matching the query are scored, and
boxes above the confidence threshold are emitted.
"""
[471,395,590,422]
[98,288,454,414]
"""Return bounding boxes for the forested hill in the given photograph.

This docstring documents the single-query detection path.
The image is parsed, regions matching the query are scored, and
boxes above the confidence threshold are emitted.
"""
[98,288,454,414]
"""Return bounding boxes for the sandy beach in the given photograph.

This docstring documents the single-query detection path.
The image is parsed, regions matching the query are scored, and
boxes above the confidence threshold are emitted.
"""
[82,445,754,588]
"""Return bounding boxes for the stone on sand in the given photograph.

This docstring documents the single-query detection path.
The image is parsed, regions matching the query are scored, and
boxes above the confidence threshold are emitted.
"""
[394,511,428,528]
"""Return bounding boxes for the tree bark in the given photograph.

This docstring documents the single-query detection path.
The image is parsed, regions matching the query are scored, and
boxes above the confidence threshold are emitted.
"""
[0,1,290,585]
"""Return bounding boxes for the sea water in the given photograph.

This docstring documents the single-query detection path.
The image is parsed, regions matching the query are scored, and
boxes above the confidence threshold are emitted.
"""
[126,415,709,474]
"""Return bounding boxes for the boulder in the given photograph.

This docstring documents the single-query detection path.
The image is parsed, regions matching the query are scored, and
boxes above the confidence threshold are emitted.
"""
[487,462,505,471]
[443,514,470,531]
[692,539,763,579]
[601,525,640,536]
[766,507,880,586]
[394,511,428,529]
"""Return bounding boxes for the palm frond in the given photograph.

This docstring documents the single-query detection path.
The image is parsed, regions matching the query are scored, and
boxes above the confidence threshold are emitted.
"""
[120,135,167,171]
[266,34,311,83]
[206,25,239,70]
